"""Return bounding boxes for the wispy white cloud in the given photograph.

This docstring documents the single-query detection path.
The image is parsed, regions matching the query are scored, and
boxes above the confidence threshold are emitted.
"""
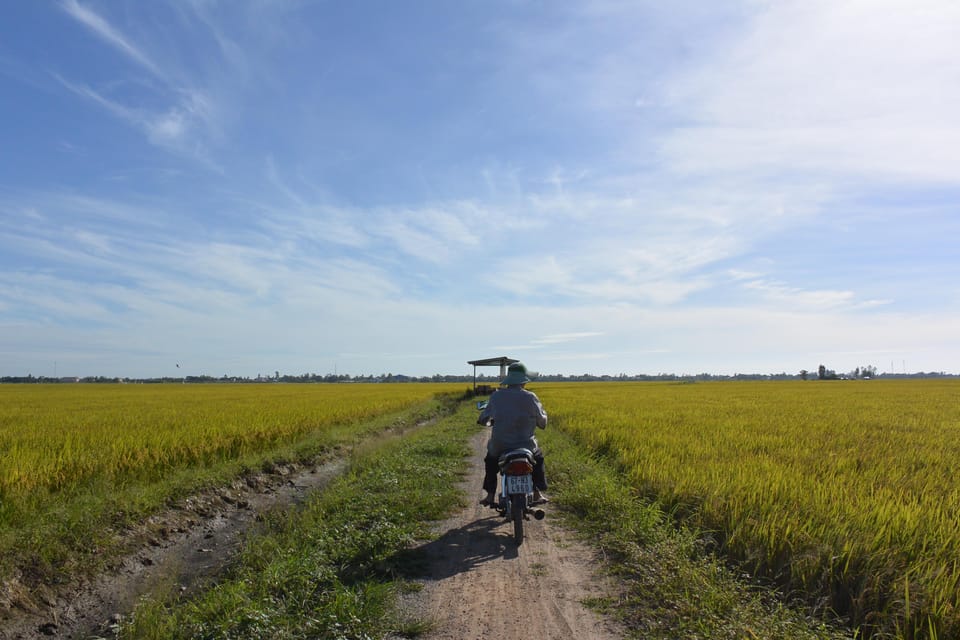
[0,271,127,324]
[372,204,482,265]
[148,89,216,146]
[659,0,960,183]
[292,257,402,299]
[261,207,371,250]
[532,332,603,345]
[741,278,857,309]
[53,74,218,164]
[481,223,728,305]
[52,74,137,119]
[258,160,493,267]
[727,268,896,311]
[55,1,226,165]
[60,0,164,78]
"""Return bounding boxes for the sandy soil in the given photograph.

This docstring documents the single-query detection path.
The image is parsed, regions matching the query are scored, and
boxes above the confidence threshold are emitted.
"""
[1,429,627,639]
[393,432,626,640]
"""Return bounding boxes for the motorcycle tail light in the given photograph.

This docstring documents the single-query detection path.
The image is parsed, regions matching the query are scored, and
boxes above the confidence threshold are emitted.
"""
[505,460,534,475]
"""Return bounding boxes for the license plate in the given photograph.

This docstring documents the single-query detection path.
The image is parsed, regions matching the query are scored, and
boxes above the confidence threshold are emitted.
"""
[505,474,533,495]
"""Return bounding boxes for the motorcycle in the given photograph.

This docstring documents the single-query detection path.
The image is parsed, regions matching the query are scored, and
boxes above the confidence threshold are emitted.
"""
[477,400,546,545]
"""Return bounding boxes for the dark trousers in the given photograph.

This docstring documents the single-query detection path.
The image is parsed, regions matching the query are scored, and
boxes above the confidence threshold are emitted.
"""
[483,452,547,493]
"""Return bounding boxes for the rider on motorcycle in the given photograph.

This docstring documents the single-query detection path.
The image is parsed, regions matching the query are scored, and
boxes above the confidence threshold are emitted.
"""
[477,362,548,506]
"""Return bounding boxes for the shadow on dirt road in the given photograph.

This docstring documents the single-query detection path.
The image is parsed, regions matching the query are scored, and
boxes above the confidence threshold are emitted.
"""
[390,513,519,582]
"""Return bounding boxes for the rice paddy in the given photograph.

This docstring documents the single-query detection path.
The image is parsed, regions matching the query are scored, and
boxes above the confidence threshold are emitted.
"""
[0,383,457,501]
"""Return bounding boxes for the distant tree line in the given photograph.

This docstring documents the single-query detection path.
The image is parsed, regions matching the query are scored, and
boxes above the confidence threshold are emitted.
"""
[805,364,882,381]
[3,367,956,384]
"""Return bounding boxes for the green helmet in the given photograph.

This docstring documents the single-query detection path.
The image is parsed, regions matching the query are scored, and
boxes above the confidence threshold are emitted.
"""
[501,362,532,386]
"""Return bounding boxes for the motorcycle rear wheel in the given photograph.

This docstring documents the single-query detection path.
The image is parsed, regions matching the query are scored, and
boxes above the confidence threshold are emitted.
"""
[510,494,525,545]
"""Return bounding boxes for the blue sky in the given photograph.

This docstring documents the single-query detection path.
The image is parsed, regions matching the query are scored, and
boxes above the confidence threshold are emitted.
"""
[2,0,958,379]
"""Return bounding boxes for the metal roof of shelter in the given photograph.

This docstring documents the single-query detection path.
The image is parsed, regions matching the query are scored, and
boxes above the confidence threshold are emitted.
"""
[467,356,519,390]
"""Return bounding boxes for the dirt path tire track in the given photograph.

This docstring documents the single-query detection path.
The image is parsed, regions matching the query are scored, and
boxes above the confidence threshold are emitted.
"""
[395,431,626,640]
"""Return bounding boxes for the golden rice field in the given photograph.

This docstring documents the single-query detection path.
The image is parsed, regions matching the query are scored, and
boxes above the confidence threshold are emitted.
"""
[0,383,457,502]
[535,379,960,640]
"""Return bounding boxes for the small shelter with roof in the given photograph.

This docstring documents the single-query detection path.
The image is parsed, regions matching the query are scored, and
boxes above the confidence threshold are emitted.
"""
[467,356,519,393]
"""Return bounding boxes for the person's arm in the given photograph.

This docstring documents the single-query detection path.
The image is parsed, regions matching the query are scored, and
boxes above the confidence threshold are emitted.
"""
[477,394,495,425]
[532,394,547,429]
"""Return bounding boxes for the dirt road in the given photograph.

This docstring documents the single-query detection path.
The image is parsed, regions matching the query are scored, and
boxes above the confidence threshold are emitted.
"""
[395,432,625,640]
